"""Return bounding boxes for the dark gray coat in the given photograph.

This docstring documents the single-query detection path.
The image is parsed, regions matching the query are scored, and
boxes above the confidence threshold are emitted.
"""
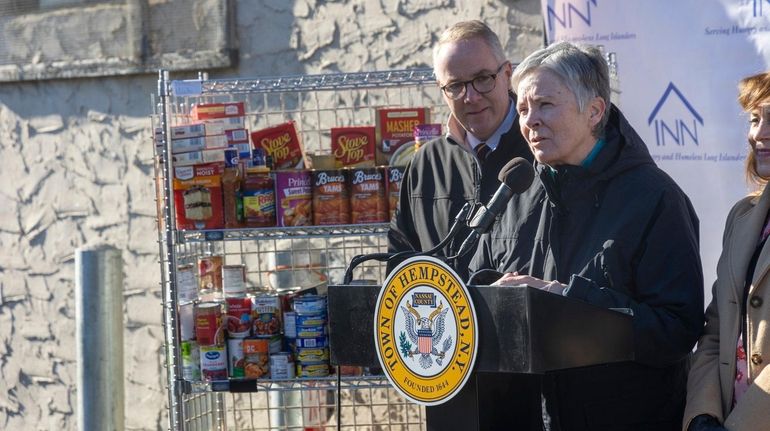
[471,106,705,430]
[388,113,532,280]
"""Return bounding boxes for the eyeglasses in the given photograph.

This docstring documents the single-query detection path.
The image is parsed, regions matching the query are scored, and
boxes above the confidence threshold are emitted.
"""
[440,63,508,100]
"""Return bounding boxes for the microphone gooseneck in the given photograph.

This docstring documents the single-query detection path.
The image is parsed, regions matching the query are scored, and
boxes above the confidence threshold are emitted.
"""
[452,157,535,260]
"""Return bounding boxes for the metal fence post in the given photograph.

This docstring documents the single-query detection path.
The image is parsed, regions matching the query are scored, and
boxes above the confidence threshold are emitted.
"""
[76,246,125,431]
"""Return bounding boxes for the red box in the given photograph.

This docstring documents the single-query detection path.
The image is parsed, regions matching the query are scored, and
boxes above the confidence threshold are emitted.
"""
[375,107,430,165]
[172,162,225,230]
[250,121,305,169]
[331,126,376,168]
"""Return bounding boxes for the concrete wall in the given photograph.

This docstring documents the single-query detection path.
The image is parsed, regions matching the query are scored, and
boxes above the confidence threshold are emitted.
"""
[0,1,543,429]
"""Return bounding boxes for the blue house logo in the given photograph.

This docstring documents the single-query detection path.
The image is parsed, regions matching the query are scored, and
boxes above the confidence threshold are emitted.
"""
[753,0,770,17]
[546,0,598,32]
[647,83,704,147]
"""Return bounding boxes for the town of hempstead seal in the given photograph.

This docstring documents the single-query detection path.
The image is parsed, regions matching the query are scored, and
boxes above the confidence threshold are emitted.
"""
[374,256,478,406]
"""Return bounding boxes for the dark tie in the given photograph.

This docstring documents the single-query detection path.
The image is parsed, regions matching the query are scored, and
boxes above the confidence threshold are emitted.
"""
[475,142,490,161]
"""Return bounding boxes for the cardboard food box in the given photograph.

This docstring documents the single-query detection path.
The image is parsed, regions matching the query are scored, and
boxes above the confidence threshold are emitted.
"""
[375,107,430,165]
[201,116,245,131]
[171,134,229,154]
[330,126,376,168]
[191,102,246,120]
[171,148,226,167]
[155,126,216,151]
[172,162,225,230]
[225,128,251,160]
[250,121,305,169]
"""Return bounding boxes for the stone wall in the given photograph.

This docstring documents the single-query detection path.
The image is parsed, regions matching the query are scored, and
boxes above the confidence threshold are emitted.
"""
[0,1,542,429]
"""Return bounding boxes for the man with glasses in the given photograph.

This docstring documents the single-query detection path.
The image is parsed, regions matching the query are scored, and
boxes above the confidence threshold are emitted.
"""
[388,20,533,280]
[387,20,539,429]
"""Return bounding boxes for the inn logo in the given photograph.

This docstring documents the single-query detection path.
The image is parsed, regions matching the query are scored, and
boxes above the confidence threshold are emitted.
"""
[751,0,770,17]
[374,256,478,406]
[647,82,704,147]
[546,0,598,32]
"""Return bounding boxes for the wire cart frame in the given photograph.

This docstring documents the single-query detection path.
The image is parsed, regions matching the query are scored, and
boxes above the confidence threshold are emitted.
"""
[153,68,451,430]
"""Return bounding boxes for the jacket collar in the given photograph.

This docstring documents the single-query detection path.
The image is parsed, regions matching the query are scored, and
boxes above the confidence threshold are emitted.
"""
[731,185,770,294]
[733,186,770,294]
[445,93,517,152]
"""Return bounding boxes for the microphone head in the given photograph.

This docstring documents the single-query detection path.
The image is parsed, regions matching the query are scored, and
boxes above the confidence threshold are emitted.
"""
[498,157,535,194]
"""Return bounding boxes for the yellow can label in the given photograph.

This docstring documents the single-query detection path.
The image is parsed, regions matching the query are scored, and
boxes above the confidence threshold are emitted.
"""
[374,256,478,406]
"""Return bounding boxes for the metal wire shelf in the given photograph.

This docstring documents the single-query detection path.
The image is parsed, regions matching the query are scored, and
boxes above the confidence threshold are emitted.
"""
[183,376,393,394]
[173,68,438,96]
[176,223,390,244]
[155,67,444,430]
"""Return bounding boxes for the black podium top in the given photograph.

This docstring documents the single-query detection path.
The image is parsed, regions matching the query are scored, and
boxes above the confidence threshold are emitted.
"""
[328,284,633,374]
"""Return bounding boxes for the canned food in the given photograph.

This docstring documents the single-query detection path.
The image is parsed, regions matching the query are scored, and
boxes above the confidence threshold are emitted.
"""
[293,335,328,349]
[177,264,198,303]
[181,340,201,381]
[295,325,327,338]
[198,255,223,297]
[195,302,224,346]
[386,166,405,222]
[200,345,228,381]
[283,311,297,338]
[267,334,283,354]
[227,338,245,378]
[223,264,246,296]
[279,289,302,312]
[293,295,327,315]
[225,295,252,338]
[296,362,329,378]
[348,166,387,223]
[295,347,329,363]
[275,170,312,227]
[179,302,196,341]
[311,169,349,225]
[243,338,270,378]
[270,352,295,379]
[252,294,282,337]
[294,312,327,327]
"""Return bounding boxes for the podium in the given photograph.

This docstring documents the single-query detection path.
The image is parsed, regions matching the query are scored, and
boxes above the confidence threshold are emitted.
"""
[327,284,634,430]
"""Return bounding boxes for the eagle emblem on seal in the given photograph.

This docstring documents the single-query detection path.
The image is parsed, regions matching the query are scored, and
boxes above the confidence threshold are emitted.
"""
[399,300,453,368]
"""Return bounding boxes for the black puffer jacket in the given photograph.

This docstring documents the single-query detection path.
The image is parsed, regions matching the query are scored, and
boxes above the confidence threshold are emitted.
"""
[388,117,532,280]
[471,106,705,431]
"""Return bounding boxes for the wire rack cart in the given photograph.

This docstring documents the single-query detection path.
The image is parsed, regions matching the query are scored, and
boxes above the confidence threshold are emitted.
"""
[153,68,450,430]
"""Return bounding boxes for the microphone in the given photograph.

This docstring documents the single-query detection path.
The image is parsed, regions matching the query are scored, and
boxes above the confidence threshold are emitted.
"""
[452,157,535,259]
[342,202,474,285]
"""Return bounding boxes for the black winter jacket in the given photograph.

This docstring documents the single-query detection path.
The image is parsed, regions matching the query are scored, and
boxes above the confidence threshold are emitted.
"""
[387,115,532,280]
[471,106,705,431]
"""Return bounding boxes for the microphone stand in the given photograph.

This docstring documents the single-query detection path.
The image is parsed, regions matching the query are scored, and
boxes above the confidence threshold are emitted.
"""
[342,202,474,285]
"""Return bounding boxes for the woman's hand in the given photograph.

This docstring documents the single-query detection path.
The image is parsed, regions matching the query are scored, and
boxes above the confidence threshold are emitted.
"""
[491,272,568,295]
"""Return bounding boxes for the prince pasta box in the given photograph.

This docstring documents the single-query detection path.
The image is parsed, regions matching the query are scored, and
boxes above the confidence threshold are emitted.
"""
[331,126,376,168]
[172,162,225,230]
[250,121,305,169]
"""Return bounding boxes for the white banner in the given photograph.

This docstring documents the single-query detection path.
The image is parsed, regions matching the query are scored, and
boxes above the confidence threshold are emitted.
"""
[541,0,770,301]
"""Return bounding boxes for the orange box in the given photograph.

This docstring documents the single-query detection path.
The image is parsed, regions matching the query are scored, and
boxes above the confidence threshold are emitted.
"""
[331,126,376,168]
[172,162,225,230]
[250,121,305,169]
[191,102,246,120]
[375,107,430,165]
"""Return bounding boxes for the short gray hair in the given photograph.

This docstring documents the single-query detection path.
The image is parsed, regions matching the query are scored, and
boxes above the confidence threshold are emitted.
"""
[512,41,611,136]
[432,20,506,66]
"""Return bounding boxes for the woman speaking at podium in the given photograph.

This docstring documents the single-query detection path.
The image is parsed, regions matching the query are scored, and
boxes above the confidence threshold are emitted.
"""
[684,72,770,431]
[470,41,704,431]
